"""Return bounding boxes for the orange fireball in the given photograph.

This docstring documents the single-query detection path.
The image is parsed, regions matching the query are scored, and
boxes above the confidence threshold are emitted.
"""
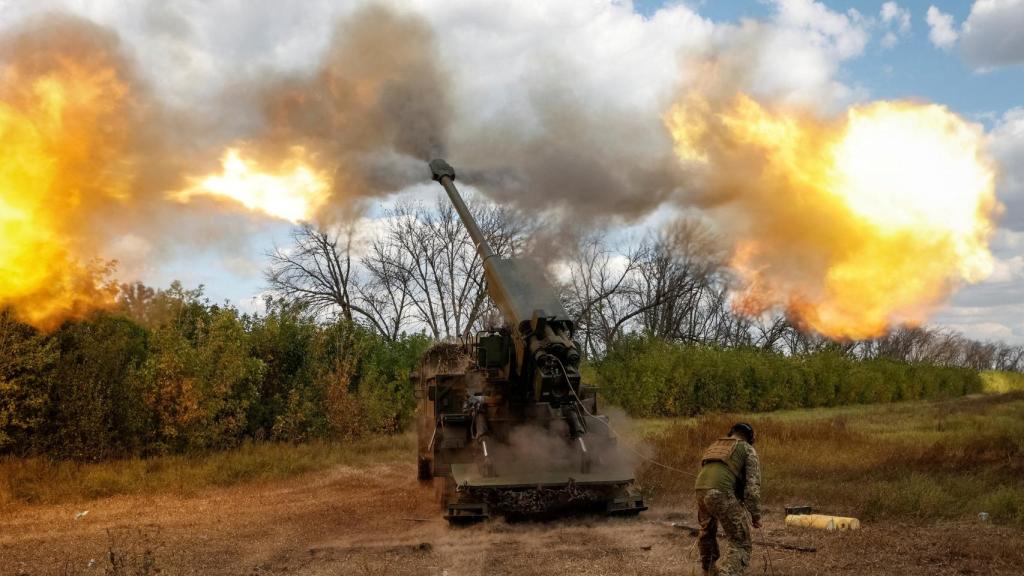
[173,147,332,224]
[0,56,132,329]
[666,94,999,340]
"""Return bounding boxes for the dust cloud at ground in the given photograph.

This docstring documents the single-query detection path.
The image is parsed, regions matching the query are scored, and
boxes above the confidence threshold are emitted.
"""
[589,406,674,480]
[483,409,652,480]
[490,423,577,476]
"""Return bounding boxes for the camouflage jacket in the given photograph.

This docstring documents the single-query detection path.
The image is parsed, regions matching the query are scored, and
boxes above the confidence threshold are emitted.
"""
[694,437,762,522]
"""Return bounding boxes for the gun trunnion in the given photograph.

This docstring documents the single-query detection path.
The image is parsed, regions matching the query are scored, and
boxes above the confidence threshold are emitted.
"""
[415,159,646,522]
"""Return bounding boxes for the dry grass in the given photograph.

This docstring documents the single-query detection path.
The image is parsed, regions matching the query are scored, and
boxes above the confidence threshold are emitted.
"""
[639,392,1024,525]
[4,393,1023,529]
[0,434,413,510]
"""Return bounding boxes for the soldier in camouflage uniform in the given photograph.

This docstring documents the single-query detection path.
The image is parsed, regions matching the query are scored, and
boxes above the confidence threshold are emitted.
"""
[693,423,761,576]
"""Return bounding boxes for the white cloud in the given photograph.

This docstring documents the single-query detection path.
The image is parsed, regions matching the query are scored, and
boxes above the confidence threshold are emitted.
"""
[961,0,1024,69]
[936,290,1024,344]
[881,2,911,31]
[879,2,911,48]
[926,5,959,50]
[880,1,913,30]
[0,0,874,121]
[880,32,898,49]
[943,321,1016,341]
[236,290,273,315]
[716,0,870,110]
[991,107,1024,230]
[986,255,1024,283]
[0,0,347,116]
[993,227,1024,251]
[771,0,868,58]
[409,0,716,133]
[934,223,1024,344]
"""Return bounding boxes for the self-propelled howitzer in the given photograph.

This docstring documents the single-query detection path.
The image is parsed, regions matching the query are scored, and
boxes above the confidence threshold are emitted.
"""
[415,159,646,522]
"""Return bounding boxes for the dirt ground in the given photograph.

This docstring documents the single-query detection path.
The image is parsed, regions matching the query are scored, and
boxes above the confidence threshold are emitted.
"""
[2,461,1022,576]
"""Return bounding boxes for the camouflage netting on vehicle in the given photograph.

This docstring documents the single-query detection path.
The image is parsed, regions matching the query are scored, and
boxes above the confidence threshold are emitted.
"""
[421,342,471,375]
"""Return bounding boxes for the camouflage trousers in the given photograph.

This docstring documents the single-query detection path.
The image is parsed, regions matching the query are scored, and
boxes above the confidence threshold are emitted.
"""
[696,489,751,576]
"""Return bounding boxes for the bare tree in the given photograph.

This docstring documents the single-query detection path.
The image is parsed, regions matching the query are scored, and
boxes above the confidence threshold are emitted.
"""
[357,238,415,341]
[993,344,1024,372]
[265,209,1024,371]
[561,216,765,355]
[962,339,998,370]
[559,234,645,357]
[369,197,528,340]
[632,217,731,345]
[749,314,790,351]
[265,224,391,336]
[778,324,847,356]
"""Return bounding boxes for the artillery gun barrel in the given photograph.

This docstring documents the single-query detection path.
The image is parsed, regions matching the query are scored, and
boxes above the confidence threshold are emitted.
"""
[428,157,571,332]
[428,158,574,366]
[429,159,495,263]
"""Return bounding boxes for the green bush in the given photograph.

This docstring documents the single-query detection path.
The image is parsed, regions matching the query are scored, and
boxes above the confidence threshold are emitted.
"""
[0,311,56,454]
[0,283,993,459]
[594,335,983,418]
[44,315,150,459]
[981,370,1024,393]
[0,286,429,459]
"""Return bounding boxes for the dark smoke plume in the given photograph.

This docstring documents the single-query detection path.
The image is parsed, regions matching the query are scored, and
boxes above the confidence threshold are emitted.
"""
[241,4,453,214]
[452,82,686,221]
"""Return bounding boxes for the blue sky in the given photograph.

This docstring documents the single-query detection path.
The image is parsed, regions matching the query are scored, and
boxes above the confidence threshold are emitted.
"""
[646,1,1023,118]
[3,0,1021,342]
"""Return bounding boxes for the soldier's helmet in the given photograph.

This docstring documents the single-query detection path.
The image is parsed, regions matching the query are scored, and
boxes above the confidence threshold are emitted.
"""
[730,422,755,445]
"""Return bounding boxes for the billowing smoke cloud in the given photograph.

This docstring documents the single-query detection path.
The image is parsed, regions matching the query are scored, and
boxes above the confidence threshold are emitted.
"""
[487,415,639,478]
[218,3,685,221]
[0,1,1006,339]
[0,5,454,327]
[248,4,452,199]
[453,84,685,220]
[434,0,870,220]
[166,4,455,224]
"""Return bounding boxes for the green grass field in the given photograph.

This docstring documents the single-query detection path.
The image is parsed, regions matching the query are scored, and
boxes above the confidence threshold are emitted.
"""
[3,392,1022,526]
[639,391,1024,524]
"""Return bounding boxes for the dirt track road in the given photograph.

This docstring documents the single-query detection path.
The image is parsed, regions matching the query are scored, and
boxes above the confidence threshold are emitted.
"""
[2,461,1022,575]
